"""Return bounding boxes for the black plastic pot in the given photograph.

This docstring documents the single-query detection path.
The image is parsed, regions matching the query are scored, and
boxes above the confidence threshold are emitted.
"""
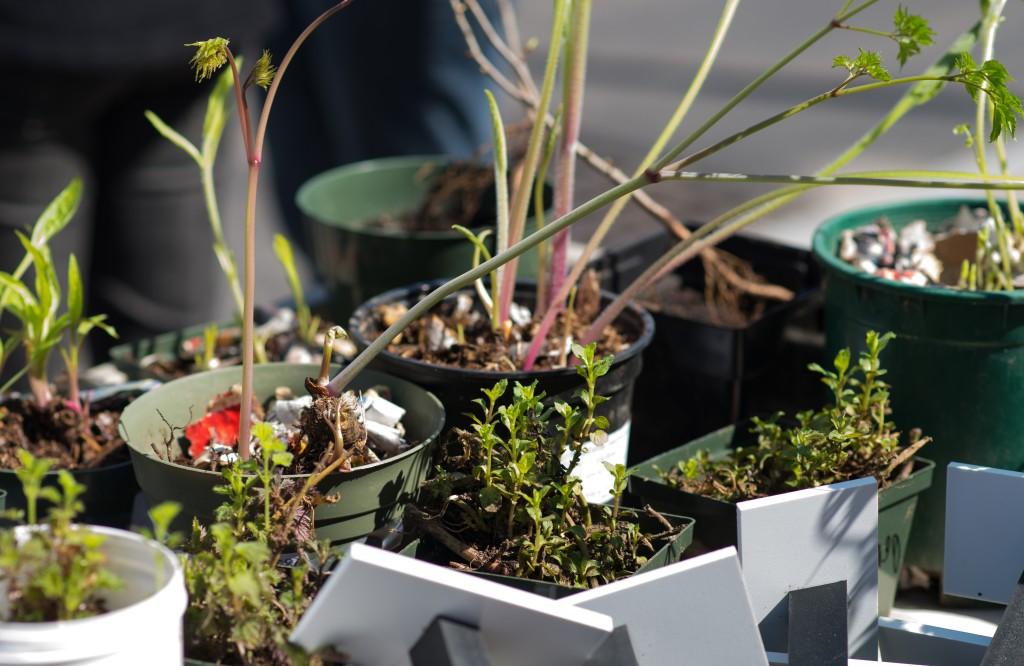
[628,422,934,616]
[398,509,694,599]
[350,281,654,429]
[119,363,445,544]
[0,383,151,528]
[625,229,823,464]
[349,281,654,502]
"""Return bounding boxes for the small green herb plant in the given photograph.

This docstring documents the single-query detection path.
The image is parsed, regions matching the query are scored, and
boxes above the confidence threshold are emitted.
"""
[0,451,121,622]
[660,330,930,502]
[410,342,680,588]
[0,180,117,410]
[179,423,333,665]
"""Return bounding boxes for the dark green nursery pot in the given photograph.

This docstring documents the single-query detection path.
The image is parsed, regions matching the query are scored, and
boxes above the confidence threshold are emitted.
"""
[813,198,1024,572]
[629,423,933,616]
[297,155,543,318]
[399,510,694,599]
[119,363,444,544]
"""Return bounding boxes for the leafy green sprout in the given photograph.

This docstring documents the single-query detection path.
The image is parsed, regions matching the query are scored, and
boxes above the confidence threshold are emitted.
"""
[0,183,115,409]
[0,450,122,622]
[273,233,321,346]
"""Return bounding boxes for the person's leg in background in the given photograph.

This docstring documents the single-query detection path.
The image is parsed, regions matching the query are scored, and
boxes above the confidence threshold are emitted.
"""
[90,69,225,357]
[268,0,501,251]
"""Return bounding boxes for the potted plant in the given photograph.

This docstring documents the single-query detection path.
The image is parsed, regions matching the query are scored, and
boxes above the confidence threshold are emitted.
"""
[298,154,548,318]
[812,0,1024,572]
[109,66,353,382]
[0,181,144,527]
[344,0,1023,498]
[399,343,693,598]
[629,330,934,615]
[176,427,338,665]
[0,452,186,664]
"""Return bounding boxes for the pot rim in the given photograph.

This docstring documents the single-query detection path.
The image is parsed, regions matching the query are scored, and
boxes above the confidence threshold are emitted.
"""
[0,524,183,631]
[0,383,151,478]
[122,362,445,480]
[349,279,656,382]
[812,197,1024,303]
[297,154,504,242]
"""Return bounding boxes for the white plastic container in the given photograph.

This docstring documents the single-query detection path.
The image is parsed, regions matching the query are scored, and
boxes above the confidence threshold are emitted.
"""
[0,525,186,665]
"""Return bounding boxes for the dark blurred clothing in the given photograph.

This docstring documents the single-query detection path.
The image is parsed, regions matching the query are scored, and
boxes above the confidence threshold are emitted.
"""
[0,1,275,70]
[269,0,498,250]
[0,2,276,358]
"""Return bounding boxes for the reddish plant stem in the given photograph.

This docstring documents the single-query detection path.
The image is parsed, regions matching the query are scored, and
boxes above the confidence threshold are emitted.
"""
[545,0,590,315]
[235,0,356,456]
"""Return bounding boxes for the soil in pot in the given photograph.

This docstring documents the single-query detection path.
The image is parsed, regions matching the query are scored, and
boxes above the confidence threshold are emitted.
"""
[121,363,445,544]
[366,159,504,234]
[0,385,145,527]
[402,362,690,592]
[360,269,627,372]
[113,305,356,383]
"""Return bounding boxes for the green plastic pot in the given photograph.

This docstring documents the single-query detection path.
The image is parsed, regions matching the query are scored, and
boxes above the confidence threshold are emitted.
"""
[108,320,213,381]
[813,198,1024,572]
[298,155,544,319]
[119,363,445,544]
[629,423,934,616]
[398,510,694,599]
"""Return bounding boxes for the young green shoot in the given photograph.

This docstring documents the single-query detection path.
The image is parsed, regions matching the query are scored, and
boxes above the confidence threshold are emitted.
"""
[145,65,244,320]
[60,254,118,410]
[272,233,320,345]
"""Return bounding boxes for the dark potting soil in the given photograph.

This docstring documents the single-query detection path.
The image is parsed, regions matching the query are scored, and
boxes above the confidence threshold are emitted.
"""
[367,161,497,234]
[0,393,132,470]
[361,272,632,371]
[639,273,767,329]
[141,320,352,382]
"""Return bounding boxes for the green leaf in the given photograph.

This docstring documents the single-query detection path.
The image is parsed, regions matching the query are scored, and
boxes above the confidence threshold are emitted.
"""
[144,110,201,165]
[202,61,240,163]
[272,233,305,310]
[30,178,81,249]
[956,53,1024,141]
[893,5,934,67]
[0,272,35,314]
[479,485,503,513]
[67,254,83,327]
[226,570,262,602]
[833,49,891,81]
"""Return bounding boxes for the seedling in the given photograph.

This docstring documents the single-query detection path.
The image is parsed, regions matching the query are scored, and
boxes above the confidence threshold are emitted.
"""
[410,343,679,587]
[0,451,121,622]
[659,330,930,501]
[0,182,116,410]
[180,427,332,665]
[273,233,321,346]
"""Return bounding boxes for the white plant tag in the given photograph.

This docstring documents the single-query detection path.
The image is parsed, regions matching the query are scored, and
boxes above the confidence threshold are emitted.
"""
[561,421,631,504]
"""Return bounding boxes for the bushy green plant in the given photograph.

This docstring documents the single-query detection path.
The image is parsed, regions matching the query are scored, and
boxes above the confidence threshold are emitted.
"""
[0,451,121,622]
[411,342,680,588]
[661,330,930,502]
[180,422,333,665]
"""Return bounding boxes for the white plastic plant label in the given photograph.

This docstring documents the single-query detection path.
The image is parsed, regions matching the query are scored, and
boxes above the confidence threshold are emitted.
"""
[562,421,631,504]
